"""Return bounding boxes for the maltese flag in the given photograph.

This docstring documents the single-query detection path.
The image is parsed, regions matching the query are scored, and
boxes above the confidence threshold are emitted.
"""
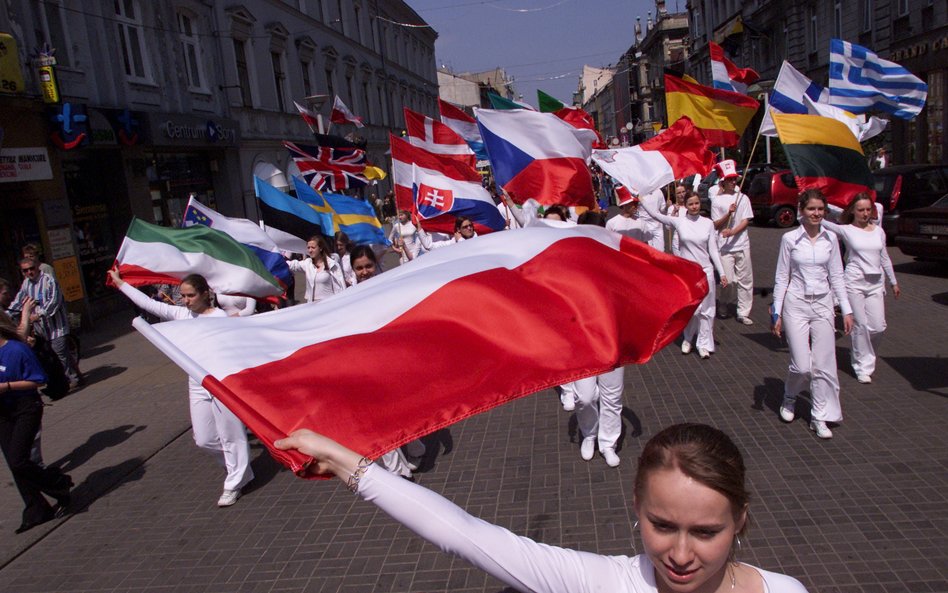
[411,164,505,231]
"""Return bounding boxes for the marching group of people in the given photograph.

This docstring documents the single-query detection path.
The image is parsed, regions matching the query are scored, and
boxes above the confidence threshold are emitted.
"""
[1,161,903,593]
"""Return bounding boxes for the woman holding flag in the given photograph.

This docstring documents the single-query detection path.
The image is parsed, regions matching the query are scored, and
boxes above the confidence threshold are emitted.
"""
[108,270,254,506]
[286,236,346,303]
[639,190,728,359]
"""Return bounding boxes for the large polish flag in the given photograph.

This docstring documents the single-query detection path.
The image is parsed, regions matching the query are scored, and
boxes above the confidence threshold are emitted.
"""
[133,223,708,475]
[476,108,597,207]
[591,116,717,196]
[438,99,488,161]
[412,164,505,233]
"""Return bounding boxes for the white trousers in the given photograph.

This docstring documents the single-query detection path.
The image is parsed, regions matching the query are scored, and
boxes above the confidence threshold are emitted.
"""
[848,284,886,377]
[718,248,753,318]
[574,367,624,450]
[189,381,254,491]
[683,267,716,352]
[558,382,576,407]
[378,439,426,478]
[782,292,842,423]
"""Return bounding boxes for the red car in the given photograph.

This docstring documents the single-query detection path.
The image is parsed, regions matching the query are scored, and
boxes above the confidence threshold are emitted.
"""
[748,170,799,228]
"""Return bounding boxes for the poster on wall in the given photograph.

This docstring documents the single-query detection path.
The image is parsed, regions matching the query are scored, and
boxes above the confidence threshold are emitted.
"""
[52,257,84,302]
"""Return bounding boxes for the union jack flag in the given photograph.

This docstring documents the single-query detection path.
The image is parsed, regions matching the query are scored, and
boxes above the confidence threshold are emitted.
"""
[284,141,368,191]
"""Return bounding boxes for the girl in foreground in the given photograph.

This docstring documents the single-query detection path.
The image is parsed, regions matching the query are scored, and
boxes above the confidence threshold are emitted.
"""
[276,423,807,593]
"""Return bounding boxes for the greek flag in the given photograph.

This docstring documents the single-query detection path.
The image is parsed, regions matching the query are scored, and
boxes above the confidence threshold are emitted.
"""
[828,39,927,119]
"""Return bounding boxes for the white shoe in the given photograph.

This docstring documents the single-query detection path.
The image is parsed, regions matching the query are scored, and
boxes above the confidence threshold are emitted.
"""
[217,489,241,507]
[857,374,872,384]
[698,348,710,359]
[681,341,692,355]
[736,316,754,326]
[601,448,621,467]
[810,420,833,439]
[580,437,596,461]
[779,397,796,423]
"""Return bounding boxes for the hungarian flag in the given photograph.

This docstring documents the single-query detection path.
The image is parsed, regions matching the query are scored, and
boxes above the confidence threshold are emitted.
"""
[665,74,759,147]
[330,95,364,127]
[131,223,708,476]
[772,112,874,208]
[111,218,284,298]
[591,116,716,196]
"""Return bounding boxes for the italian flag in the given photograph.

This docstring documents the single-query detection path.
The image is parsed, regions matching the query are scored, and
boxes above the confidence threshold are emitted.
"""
[113,218,283,298]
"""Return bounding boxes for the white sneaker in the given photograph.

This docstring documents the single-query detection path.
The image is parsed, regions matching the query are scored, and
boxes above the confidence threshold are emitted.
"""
[217,488,241,507]
[736,316,754,326]
[810,420,833,439]
[601,448,621,467]
[779,397,796,422]
[857,374,872,384]
[580,437,596,461]
[681,341,692,355]
[698,348,710,359]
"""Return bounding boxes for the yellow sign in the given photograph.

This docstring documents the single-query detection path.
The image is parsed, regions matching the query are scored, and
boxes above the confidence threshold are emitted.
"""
[37,64,59,103]
[53,257,85,302]
[0,33,25,94]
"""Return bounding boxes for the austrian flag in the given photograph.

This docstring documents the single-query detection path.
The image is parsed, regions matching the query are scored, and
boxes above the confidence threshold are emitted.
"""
[132,224,708,475]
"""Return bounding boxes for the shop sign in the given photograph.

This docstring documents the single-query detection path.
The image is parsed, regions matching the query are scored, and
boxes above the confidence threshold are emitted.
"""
[0,147,53,182]
[52,256,84,302]
[47,227,75,260]
[0,33,25,94]
[147,113,239,146]
[891,34,948,61]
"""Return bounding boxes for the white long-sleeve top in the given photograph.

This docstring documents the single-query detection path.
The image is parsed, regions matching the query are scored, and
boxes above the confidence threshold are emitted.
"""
[286,255,346,303]
[215,294,256,317]
[357,465,808,593]
[605,214,649,243]
[819,221,897,289]
[639,200,725,277]
[119,282,226,321]
[772,226,852,317]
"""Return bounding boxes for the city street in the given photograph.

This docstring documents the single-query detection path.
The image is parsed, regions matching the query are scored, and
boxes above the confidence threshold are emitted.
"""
[0,225,945,593]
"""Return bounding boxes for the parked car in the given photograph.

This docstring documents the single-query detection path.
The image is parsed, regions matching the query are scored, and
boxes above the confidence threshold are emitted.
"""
[895,193,948,262]
[693,163,780,217]
[748,169,800,228]
[872,165,948,240]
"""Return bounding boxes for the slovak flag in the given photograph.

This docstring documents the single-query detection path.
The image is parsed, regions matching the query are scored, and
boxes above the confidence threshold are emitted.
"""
[411,164,505,233]
[476,108,597,207]
[709,42,759,94]
[330,95,365,128]
[439,99,488,161]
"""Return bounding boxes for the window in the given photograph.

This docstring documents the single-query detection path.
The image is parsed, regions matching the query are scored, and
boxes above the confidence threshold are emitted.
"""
[337,0,346,33]
[354,4,364,45]
[302,60,313,97]
[233,39,253,107]
[177,12,207,92]
[834,1,842,38]
[362,80,372,120]
[115,0,151,81]
[807,5,818,53]
[325,68,335,98]
[31,0,71,66]
[862,0,873,31]
[378,85,388,125]
[897,0,908,15]
[346,75,355,112]
[692,9,703,38]
[271,51,286,111]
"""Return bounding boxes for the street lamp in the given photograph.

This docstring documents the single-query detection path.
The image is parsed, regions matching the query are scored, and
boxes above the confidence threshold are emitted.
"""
[304,94,330,134]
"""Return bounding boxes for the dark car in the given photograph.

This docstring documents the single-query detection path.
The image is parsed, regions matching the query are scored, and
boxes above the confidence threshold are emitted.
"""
[693,163,780,217]
[896,193,948,262]
[872,165,948,240]
[748,170,800,228]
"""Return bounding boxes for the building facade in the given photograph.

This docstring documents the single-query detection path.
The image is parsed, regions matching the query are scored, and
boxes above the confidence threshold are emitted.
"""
[1,0,437,320]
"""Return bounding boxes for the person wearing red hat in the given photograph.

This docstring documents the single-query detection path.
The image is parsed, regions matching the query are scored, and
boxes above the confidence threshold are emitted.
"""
[711,160,755,325]
[605,185,650,243]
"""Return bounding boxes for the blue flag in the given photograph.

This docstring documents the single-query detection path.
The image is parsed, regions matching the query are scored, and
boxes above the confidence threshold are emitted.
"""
[292,177,390,246]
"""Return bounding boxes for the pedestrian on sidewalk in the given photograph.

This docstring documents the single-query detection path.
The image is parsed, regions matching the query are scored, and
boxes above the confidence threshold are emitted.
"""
[710,160,755,325]
[772,190,854,439]
[109,270,254,506]
[274,423,808,593]
[0,315,72,533]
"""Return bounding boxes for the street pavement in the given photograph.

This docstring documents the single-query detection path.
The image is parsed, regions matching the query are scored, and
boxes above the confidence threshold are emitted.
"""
[0,225,945,593]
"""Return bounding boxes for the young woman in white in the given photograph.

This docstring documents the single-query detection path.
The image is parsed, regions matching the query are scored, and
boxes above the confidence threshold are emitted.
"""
[109,270,253,506]
[275,423,808,593]
[772,191,854,439]
[389,210,422,264]
[639,191,728,359]
[819,193,900,384]
[286,236,346,303]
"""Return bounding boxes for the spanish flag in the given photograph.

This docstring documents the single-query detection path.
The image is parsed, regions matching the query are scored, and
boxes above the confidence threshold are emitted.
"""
[664,74,759,147]
[772,112,874,208]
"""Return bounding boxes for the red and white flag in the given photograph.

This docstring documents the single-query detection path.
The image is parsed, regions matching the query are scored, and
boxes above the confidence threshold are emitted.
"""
[591,116,716,196]
[330,95,365,128]
[439,99,487,160]
[133,223,708,476]
[404,108,476,159]
[293,101,320,131]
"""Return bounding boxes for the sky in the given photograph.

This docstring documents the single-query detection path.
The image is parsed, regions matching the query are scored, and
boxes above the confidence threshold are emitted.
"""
[407,0,667,109]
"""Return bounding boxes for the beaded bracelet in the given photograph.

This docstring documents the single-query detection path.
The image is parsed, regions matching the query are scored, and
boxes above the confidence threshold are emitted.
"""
[345,456,373,493]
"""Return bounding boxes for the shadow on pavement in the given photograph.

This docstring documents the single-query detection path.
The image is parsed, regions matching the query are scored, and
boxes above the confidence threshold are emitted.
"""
[742,331,787,353]
[415,428,454,473]
[615,406,643,453]
[883,356,948,398]
[52,425,147,473]
[67,457,147,515]
[752,377,786,414]
[78,364,127,387]
[242,442,284,495]
[893,260,948,278]
[931,291,948,307]
[82,344,116,359]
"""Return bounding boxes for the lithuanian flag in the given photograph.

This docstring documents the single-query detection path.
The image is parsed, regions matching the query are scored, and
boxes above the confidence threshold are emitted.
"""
[772,112,874,208]
[665,74,758,147]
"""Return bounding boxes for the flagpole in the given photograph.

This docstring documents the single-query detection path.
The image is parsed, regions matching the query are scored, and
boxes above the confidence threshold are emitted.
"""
[725,131,762,228]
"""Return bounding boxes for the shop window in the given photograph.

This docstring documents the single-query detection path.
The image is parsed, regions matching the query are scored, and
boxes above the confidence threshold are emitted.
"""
[115,0,152,83]
[31,0,72,67]
[177,11,208,93]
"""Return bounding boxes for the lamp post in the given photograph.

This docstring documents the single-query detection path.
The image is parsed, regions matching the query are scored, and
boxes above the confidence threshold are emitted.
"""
[304,93,329,134]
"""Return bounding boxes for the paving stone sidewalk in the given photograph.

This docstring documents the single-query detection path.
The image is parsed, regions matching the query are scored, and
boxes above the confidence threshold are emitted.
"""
[0,226,945,593]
